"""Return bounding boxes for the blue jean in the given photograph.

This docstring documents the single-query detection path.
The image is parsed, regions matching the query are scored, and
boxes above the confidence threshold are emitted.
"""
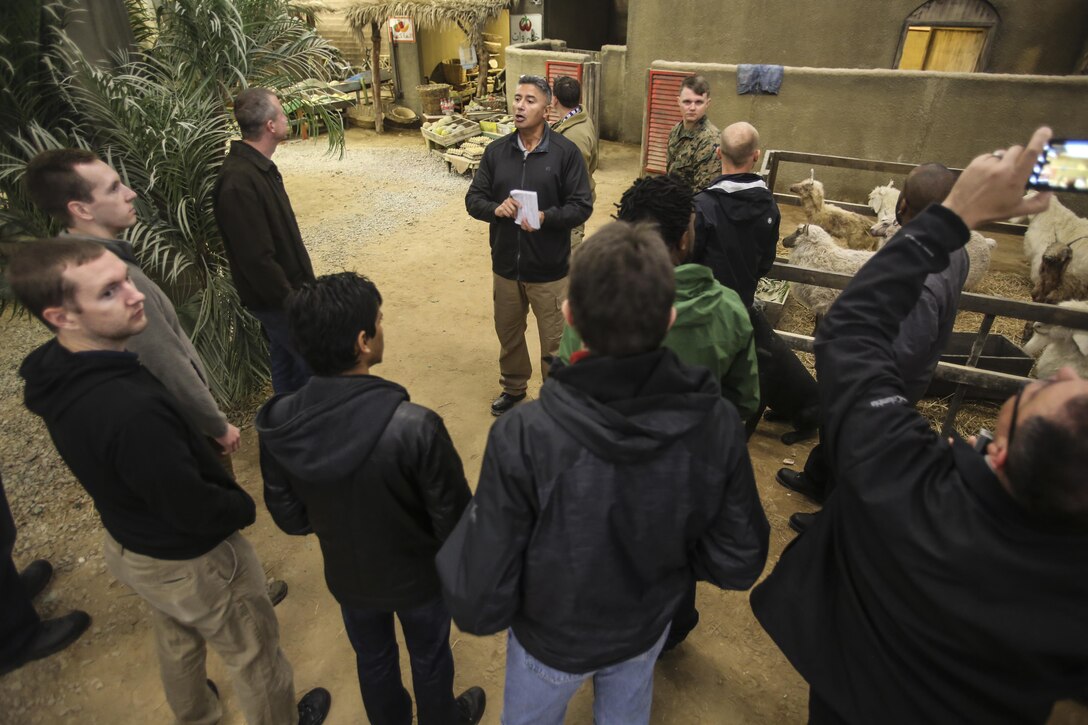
[249,308,312,394]
[341,598,457,725]
[501,626,670,725]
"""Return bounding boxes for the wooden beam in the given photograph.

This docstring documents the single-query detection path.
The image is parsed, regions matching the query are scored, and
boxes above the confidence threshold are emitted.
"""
[775,331,1028,394]
[768,262,1088,330]
[772,192,1026,236]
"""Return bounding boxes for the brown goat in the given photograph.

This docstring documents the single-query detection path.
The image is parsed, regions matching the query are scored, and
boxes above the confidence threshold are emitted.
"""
[789,175,876,251]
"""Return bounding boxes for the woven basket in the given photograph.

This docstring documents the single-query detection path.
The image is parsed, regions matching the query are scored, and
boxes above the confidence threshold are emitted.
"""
[416,83,451,115]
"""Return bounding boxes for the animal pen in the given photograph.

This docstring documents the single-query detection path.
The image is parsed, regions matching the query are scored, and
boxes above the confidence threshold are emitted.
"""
[760,150,1088,434]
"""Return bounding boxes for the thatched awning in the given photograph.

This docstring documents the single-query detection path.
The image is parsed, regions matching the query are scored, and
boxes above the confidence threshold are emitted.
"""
[345,0,509,45]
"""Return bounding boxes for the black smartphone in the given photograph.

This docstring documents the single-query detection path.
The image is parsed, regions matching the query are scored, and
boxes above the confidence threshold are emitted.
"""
[1028,139,1088,193]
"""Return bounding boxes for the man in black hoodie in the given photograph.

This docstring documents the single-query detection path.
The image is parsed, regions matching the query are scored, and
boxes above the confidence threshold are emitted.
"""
[437,222,769,725]
[257,272,485,725]
[11,239,329,725]
[692,121,780,309]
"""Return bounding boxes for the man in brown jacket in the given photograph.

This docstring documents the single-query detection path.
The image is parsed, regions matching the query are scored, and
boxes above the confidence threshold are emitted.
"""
[551,76,597,250]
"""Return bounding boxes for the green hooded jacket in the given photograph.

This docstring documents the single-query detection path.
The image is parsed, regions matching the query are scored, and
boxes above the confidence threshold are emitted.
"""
[558,263,759,419]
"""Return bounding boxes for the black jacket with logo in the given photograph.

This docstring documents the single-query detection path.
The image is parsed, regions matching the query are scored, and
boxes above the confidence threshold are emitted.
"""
[437,348,769,673]
[21,341,254,559]
[465,126,593,283]
[258,375,471,610]
[693,173,781,307]
[751,205,1088,723]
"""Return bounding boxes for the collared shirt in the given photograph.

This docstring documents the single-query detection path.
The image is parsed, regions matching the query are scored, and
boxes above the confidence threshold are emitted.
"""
[554,105,581,126]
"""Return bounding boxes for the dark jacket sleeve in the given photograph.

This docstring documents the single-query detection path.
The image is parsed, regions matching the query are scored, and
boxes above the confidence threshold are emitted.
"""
[214,180,293,309]
[260,438,312,535]
[539,141,592,232]
[815,205,970,487]
[692,205,711,264]
[720,329,761,421]
[691,414,769,589]
[413,410,472,543]
[436,416,536,635]
[757,204,781,279]
[466,145,501,223]
[115,406,255,535]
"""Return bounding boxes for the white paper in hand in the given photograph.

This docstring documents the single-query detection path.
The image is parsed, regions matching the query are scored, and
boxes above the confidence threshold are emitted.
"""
[511,189,540,230]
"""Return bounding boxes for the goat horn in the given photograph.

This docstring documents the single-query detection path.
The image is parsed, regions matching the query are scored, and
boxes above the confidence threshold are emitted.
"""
[809,169,815,180]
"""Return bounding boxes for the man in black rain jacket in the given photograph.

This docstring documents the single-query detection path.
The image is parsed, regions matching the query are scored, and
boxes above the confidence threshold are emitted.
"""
[438,222,768,725]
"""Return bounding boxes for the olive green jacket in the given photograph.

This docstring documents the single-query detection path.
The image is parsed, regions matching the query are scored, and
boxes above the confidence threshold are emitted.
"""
[553,109,597,201]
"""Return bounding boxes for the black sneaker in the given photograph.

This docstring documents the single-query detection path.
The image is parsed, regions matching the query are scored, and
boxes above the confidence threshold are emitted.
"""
[775,468,826,505]
[789,512,817,535]
[19,559,53,600]
[490,392,526,417]
[297,687,331,725]
[456,686,486,724]
[0,610,91,676]
[268,579,288,607]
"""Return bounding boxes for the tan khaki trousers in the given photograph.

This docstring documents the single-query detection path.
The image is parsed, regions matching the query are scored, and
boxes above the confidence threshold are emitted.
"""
[103,531,295,725]
[493,274,568,395]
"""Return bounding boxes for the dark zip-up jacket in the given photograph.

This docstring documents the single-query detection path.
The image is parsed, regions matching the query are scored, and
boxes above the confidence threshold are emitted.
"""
[21,340,254,559]
[258,376,471,610]
[213,140,315,310]
[751,205,1088,723]
[437,348,769,673]
[465,126,592,283]
[693,173,781,307]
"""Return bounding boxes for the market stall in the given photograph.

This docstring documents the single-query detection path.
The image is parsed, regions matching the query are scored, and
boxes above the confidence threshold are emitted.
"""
[345,0,510,133]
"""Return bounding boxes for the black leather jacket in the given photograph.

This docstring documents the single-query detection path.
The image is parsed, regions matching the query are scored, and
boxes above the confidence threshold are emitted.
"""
[257,376,471,610]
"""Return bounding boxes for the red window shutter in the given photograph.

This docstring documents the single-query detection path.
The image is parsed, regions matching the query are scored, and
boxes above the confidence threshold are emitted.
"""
[643,70,691,175]
[544,61,583,125]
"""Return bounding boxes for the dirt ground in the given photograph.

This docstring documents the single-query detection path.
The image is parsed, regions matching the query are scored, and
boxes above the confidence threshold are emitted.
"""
[2,128,1086,724]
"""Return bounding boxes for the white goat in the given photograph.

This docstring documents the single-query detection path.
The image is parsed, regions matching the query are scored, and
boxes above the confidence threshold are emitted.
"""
[1022,300,1088,378]
[1022,196,1088,302]
[962,232,997,292]
[789,173,877,251]
[868,181,900,241]
[782,223,875,316]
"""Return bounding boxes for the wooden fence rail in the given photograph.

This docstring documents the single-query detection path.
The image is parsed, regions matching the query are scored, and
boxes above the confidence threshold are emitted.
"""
[760,150,1027,236]
[766,261,1088,434]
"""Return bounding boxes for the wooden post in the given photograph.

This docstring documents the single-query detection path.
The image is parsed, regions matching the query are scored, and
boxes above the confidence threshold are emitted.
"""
[370,20,384,133]
[475,32,489,98]
[941,313,995,437]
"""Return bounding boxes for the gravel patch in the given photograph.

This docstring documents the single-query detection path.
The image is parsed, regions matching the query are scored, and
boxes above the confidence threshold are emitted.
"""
[274,142,472,270]
[0,316,93,580]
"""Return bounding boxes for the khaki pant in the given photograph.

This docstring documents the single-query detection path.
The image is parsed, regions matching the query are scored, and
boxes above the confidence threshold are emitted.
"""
[493,274,568,395]
[103,532,295,725]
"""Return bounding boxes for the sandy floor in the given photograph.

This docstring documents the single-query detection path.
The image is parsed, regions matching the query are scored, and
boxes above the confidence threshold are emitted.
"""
[2,127,1086,724]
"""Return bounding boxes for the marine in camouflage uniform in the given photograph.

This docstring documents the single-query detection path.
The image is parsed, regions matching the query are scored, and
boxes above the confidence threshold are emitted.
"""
[667,116,721,194]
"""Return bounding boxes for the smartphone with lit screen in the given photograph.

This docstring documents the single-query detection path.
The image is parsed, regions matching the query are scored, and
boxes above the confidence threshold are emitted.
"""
[1028,139,1088,193]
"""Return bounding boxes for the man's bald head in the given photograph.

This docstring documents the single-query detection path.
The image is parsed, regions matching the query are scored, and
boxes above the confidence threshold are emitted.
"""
[898,162,956,225]
[719,122,761,171]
